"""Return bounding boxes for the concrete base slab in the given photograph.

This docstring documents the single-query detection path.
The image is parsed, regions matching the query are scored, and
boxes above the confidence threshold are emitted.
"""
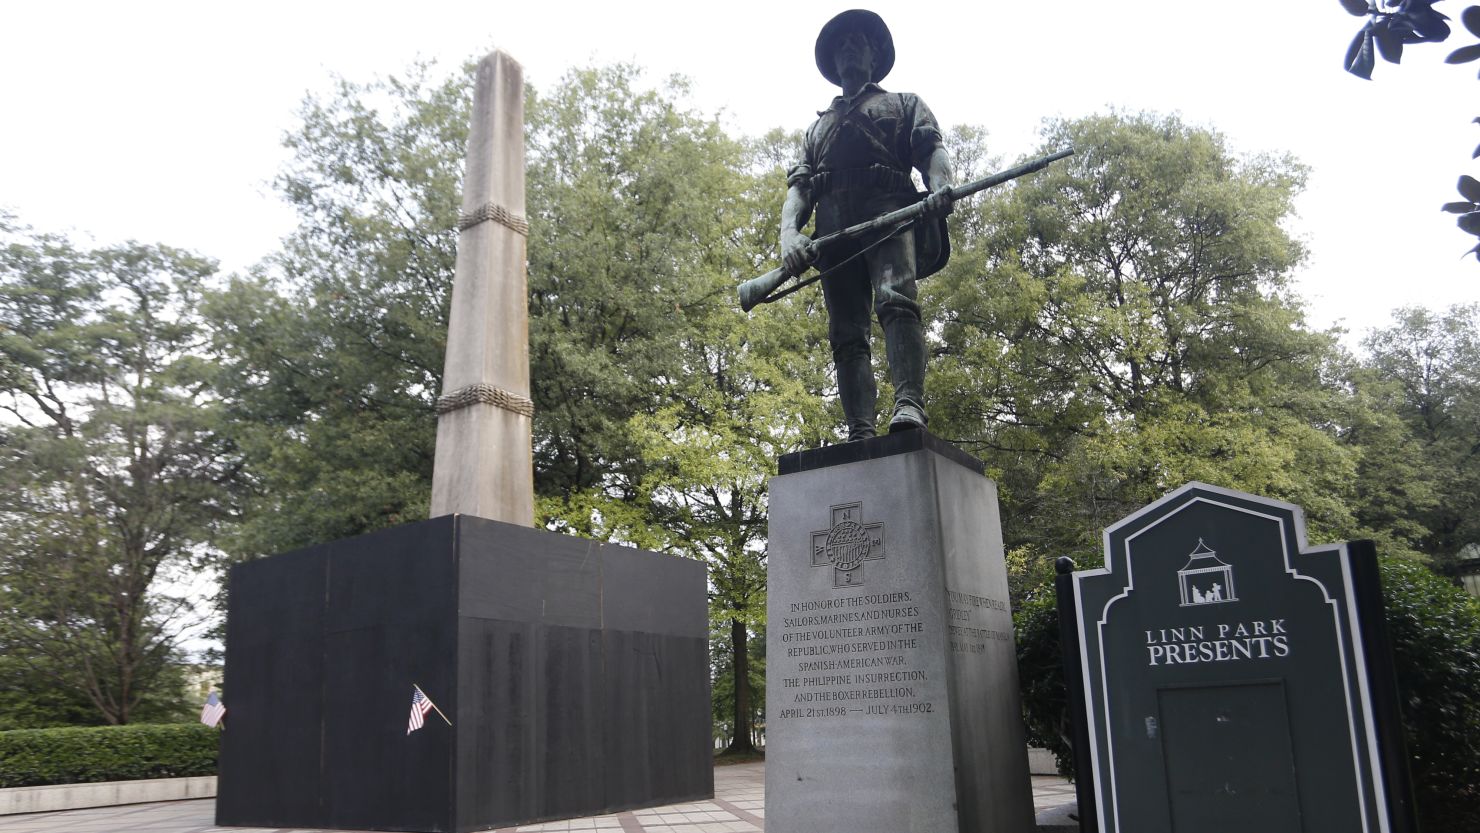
[0,776,216,815]
[1035,799,1080,832]
[0,764,1081,833]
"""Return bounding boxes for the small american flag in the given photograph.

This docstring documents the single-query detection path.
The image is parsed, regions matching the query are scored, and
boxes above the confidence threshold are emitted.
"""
[200,691,226,728]
[407,687,435,734]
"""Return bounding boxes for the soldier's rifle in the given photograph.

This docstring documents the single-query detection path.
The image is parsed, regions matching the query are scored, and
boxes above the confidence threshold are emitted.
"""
[738,147,1075,313]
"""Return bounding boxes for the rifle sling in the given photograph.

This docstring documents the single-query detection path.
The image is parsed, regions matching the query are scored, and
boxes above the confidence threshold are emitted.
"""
[761,218,917,306]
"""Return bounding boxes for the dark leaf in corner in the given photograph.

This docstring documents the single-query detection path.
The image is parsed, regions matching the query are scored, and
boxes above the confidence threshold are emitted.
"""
[1459,175,1480,202]
[1445,43,1480,63]
[1458,211,1480,235]
[1442,201,1477,214]
[1464,5,1480,36]
[1387,3,1452,42]
[1339,0,1370,14]
[1377,28,1406,62]
[1346,28,1377,78]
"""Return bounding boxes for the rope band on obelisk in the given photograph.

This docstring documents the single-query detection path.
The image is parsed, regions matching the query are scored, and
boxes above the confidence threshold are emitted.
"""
[435,382,535,417]
[457,201,529,235]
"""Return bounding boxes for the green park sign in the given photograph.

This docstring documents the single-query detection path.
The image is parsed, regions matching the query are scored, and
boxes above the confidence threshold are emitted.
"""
[1059,482,1416,833]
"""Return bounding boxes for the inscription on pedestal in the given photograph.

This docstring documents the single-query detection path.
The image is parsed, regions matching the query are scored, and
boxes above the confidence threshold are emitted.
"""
[947,590,1012,656]
[772,585,1014,723]
[774,590,932,719]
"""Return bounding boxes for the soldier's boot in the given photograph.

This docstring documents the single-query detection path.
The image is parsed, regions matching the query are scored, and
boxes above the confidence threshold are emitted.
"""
[836,354,878,442]
[885,317,927,433]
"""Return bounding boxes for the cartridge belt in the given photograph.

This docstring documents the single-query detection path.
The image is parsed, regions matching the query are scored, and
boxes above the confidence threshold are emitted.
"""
[810,165,917,199]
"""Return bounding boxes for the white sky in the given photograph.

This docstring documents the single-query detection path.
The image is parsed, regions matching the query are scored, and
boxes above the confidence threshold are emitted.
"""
[2,0,1476,347]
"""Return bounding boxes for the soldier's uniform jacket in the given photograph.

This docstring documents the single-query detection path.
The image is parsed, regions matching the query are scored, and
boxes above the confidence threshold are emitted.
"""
[787,83,950,277]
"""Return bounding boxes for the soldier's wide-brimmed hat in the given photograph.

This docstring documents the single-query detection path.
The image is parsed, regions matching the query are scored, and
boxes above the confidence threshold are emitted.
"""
[815,9,895,86]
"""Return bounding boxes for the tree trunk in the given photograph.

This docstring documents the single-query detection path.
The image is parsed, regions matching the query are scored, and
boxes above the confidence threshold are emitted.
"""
[722,616,756,755]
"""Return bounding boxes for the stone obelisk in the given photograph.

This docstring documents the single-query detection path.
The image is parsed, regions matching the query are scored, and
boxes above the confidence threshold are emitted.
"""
[429,50,534,524]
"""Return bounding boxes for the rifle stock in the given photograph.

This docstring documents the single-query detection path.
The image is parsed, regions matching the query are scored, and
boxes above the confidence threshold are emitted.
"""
[739,146,1074,312]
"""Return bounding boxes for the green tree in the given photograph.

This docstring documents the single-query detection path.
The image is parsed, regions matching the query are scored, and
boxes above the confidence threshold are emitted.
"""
[207,63,467,558]
[710,619,766,752]
[526,67,788,529]
[211,60,788,550]
[927,113,1360,587]
[1338,356,1439,561]
[0,652,109,730]
[206,59,823,745]
[623,166,833,753]
[1358,304,1480,567]
[0,218,232,725]
[533,96,834,754]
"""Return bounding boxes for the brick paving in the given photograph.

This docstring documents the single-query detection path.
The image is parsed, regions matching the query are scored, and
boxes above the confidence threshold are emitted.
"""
[0,763,1075,833]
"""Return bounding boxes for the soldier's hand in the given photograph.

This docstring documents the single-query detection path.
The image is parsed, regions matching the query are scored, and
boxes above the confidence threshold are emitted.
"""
[781,229,818,277]
[922,186,955,220]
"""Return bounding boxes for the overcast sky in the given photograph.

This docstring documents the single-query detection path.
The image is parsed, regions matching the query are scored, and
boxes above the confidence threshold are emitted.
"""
[2,0,1476,347]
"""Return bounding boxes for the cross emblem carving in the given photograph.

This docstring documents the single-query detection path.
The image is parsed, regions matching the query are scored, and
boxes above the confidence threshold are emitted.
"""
[811,501,885,588]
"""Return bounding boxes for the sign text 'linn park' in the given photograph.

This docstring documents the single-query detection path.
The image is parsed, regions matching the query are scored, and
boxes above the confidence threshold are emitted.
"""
[1143,619,1291,666]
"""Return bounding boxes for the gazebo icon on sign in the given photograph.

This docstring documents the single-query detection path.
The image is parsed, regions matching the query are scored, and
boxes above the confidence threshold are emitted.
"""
[1177,539,1238,606]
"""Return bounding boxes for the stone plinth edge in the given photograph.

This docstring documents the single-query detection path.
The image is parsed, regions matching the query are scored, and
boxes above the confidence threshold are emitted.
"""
[777,429,985,476]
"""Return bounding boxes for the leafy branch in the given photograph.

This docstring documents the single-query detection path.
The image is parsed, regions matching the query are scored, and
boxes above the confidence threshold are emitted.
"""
[1341,0,1453,79]
[1342,1,1480,258]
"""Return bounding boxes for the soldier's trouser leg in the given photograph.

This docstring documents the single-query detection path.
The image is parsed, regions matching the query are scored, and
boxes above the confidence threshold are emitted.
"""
[821,262,877,441]
[868,232,926,428]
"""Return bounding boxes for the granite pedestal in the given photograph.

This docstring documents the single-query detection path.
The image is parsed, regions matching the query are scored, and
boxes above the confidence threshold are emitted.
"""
[216,515,711,833]
[764,431,1035,833]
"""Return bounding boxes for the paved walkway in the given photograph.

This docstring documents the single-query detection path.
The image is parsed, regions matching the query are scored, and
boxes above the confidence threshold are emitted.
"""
[0,763,1076,832]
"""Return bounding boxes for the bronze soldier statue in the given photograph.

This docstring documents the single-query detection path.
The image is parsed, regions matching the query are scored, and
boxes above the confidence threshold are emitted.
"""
[781,9,955,442]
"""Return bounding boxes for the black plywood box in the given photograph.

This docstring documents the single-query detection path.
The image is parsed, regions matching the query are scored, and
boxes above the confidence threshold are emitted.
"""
[216,515,712,832]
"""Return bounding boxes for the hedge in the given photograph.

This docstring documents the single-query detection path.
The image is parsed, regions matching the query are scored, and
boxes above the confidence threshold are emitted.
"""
[0,723,218,788]
[1377,556,1480,832]
[1016,554,1480,833]
[1015,591,1070,771]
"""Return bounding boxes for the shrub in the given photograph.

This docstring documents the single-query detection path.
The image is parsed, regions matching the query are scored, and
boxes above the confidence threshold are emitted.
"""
[1377,556,1480,831]
[1014,554,1480,828]
[1014,589,1072,775]
[0,723,218,787]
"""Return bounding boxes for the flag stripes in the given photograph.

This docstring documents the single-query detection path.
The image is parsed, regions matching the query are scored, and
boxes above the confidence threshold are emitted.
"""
[200,691,226,728]
[408,687,435,734]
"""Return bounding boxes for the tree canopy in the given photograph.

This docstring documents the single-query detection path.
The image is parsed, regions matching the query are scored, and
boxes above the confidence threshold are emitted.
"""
[924,113,1379,584]
[0,217,233,725]
[204,61,836,753]
[1358,304,1480,569]
[3,56,1475,747]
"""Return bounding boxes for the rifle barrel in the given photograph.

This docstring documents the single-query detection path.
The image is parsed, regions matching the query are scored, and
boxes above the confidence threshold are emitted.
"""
[740,146,1075,311]
[813,146,1075,249]
[949,146,1075,202]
